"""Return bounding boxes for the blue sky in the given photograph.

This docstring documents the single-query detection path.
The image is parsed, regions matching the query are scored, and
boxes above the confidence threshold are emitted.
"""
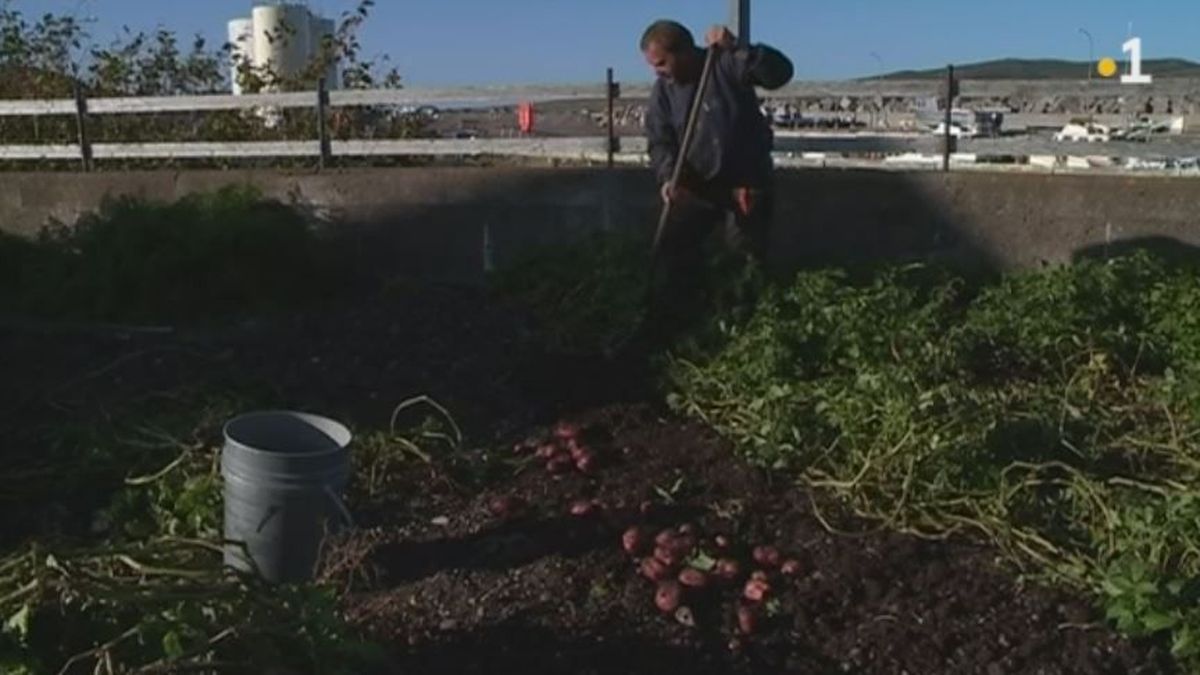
[31,0,1200,84]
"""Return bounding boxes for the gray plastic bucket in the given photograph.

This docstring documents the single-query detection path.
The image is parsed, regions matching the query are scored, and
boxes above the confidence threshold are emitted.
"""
[221,410,354,583]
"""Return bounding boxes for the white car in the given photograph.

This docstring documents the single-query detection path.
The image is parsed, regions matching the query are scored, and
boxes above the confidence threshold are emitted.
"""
[1054,122,1110,143]
[932,122,977,138]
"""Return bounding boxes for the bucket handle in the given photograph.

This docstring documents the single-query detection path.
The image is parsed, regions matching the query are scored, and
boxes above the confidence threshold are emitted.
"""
[324,485,356,529]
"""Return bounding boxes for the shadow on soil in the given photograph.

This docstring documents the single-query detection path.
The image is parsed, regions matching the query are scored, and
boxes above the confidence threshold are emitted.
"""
[384,619,841,675]
[366,506,704,585]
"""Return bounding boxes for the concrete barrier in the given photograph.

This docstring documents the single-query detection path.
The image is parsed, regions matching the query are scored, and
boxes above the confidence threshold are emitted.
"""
[2,167,1198,281]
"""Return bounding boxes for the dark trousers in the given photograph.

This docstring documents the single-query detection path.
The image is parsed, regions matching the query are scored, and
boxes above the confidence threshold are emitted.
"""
[646,183,774,344]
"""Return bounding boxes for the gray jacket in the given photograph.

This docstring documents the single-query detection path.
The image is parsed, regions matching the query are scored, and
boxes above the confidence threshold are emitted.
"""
[645,44,793,190]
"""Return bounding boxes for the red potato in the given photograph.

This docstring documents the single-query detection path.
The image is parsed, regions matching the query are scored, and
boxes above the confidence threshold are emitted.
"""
[743,577,771,602]
[622,527,648,556]
[546,455,573,474]
[653,545,681,567]
[655,581,683,613]
[736,604,760,635]
[574,451,597,474]
[678,568,709,589]
[488,495,524,518]
[553,421,581,440]
[752,545,782,568]
[568,499,594,517]
[655,529,677,547]
[535,443,559,460]
[639,500,655,516]
[567,439,587,459]
[668,535,697,556]
[713,558,742,583]
[640,557,671,582]
[781,559,802,576]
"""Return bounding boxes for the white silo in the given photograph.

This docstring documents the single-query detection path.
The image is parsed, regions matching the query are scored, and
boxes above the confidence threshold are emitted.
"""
[227,18,254,95]
[251,3,312,89]
[309,16,339,90]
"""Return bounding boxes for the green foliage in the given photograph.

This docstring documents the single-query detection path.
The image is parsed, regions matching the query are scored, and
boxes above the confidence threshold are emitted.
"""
[0,0,426,161]
[0,541,386,674]
[0,185,350,323]
[666,251,1200,668]
[489,229,652,354]
[488,224,772,357]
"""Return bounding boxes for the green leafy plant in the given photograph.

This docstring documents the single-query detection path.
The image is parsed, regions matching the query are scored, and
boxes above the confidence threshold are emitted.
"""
[0,185,353,323]
[665,251,1200,668]
[489,228,651,355]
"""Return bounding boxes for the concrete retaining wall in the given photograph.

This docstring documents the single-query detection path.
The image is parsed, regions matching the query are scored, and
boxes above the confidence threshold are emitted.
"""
[2,167,1198,282]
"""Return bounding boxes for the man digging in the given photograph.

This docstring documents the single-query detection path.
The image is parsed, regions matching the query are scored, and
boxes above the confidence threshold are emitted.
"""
[637,19,793,348]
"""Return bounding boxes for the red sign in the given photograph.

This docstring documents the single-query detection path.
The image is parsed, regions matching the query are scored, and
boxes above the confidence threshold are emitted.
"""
[517,102,535,134]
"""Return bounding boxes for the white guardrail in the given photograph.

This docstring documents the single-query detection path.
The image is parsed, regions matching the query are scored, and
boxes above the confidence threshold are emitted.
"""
[0,85,631,166]
[2,86,1199,174]
[0,87,611,117]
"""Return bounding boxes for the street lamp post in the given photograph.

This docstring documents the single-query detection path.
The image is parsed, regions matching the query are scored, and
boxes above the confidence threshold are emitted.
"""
[870,52,885,128]
[870,51,884,77]
[1079,28,1094,83]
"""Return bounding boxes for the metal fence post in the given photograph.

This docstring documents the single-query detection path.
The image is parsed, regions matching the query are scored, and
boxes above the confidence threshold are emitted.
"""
[942,64,956,173]
[316,78,332,170]
[729,0,750,48]
[606,67,620,169]
[73,80,92,172]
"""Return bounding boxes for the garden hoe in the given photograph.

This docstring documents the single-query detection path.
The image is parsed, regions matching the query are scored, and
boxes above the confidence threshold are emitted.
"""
[608,44,718,361]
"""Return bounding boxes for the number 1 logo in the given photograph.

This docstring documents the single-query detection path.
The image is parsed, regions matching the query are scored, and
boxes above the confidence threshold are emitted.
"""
[1121,37,1152,84]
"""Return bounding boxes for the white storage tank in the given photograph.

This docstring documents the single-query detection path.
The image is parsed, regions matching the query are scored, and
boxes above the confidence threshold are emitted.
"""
[309,16,339,90]
[227,18,254,95]
[251,3,312,89]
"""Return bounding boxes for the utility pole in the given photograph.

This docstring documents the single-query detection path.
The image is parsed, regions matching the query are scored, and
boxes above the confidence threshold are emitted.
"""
[729,0,750,48]
[1078,28,1094,83]
[943,64,956,173]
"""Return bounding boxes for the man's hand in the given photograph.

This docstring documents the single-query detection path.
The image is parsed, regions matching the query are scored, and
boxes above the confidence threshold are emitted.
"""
[734,187,754,216]
[705,25,735,49]
[660,180,691,205]
[660,181,675,204]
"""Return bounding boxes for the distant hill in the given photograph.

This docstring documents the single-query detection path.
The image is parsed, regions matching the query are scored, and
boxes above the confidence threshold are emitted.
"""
[868,58,1200,80]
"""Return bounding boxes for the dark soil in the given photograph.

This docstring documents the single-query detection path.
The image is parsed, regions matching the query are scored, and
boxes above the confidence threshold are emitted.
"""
[323,404,1175,675]
[0,284,1176,674]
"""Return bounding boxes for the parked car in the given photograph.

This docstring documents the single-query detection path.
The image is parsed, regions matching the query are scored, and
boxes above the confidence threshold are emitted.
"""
[932,121,977,138]
[1054,122,1110,143]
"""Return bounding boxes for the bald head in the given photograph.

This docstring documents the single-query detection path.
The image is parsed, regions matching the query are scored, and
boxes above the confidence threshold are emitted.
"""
[640,20,700,82]
[640,20,694,54]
